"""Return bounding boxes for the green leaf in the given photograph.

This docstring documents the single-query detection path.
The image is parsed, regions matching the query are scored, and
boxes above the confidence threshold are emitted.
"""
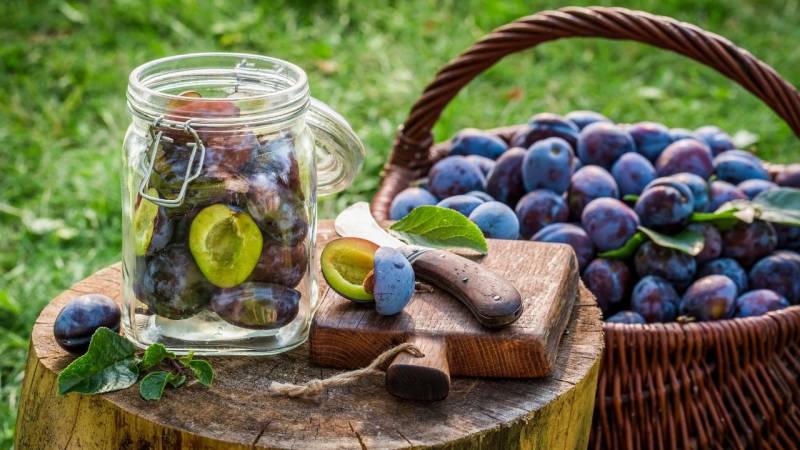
[139,371,170,401]
[622,194,640,203]
[178,351,195,367]
[168,373,187,388]
[751,188,800,225]
[638,226,704,256]
[57,327,138,395]
[139,343,175,370]
[598,231,647,259]
[188,360,214,387]
[389,206,488,254]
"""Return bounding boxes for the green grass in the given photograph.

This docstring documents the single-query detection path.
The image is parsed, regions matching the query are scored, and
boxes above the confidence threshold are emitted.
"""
[1,0,799,445]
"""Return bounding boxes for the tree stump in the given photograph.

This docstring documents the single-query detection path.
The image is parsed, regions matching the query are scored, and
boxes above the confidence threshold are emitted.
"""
[16,221,604,449]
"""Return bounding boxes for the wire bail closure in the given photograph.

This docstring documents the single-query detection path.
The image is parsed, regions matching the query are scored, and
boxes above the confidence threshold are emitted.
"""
[138,116,206,208]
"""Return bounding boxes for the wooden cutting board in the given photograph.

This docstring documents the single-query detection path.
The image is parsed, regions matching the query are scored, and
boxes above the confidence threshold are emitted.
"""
[310,222,579,399]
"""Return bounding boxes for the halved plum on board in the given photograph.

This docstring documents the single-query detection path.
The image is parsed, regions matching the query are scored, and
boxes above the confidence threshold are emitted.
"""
[321,237,379,303]
[189,204,263,288]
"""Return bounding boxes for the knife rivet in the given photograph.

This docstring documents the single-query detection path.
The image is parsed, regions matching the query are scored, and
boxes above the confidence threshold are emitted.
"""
[462,277,469,283]
[492,295,501,301]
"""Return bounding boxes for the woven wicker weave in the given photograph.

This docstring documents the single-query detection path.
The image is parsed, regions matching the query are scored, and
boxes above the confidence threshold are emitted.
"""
[371,7,800,449]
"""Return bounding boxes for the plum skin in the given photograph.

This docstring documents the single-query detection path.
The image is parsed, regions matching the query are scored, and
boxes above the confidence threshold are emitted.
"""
[137,245,214,320]
[606,311,646,324]
[735,289,789,318]
[389,187,438,220]
[669,172,710,212]
[713,152,769,184]
[485,148,526,206]
[469,201,520,240]
[251,239,308,288]
[695,125,735,156]
[576,122,636,169]
[611,152,656,196]
[515,190,569,239]
[512,113,580,148]
[680,275,737,321]
[565,110,610,130]
[748,250,800,303]
[631,275,680,323]
[427,155,486,199]
[246,172,309,246]
[450,129,508,159]
[568,165,619,218]
[581,197,639,252]
[708,180,748,212]
[522,137,574,194]
[739,179,777,199]
[697,257,749,294]
[437,195,484,217]
[582,258,631,315]
[465,155,495,177]
[531,223,595,271]
[687,223,722,264]
[655,139,714,179]
[211,282,300,329]
[373,247,415,316]
[721,221,777,267]
[628,121,673,162]
[634,242,696,287]
[634,180,694,232]
[54,294,121,354]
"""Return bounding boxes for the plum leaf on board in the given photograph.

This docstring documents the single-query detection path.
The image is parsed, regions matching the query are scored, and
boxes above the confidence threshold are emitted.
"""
[389,205,488,254]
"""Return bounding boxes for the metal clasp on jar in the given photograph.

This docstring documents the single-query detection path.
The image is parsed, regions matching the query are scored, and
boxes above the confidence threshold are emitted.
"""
[138,116,206,208]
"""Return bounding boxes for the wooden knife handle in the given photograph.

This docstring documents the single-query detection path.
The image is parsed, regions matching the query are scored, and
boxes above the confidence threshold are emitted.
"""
[411,249,523,328]
[385,335,449,401]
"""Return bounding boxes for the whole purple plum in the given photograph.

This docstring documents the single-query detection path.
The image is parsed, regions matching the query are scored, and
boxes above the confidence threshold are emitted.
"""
[679,275,737,321]
[713,152,769,184]
[634,180,694,232]
[669,128,703,143]
[611,152,656,196]
[465,155,495,177]
[567,165,619,218]
[576,122,636,169]
[252,239,308,288]
[775,164,800,188]
[738,179,777,199]
[581,197,639,251]
[512,113,580,148]
[694,126,735,156]
[628,122,673,162]
[721,221,777,266]
[708,180,747,211]
[522,137,574,194]
[372,247,416,316]
[211,282,300,329]
[485,148,526,206]
[437,195,484,217]
[748,250,800,303]
[583,258,631,315]
[427,156,486,199]
[775,224,800,251]
[670,172,710,212]
[634,242,696,287]
[54,294,121,354]
[687,223,722,264]
[531,223,595,271]
[697,257,749,293]
[631,275,680,322]
[655,139,714,179]
[466,190,494,202]
[449,129,508,159]
[515,190,569,239]
[565,110,611,130]
[735,289,789,317]
[389,187,438,220]
[468,201,520,239]
[606,310,646,324]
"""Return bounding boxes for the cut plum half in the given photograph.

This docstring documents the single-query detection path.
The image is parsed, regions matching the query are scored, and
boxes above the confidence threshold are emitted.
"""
[189,204,263,288]
[321,237,379,302]
[133,188,173,256]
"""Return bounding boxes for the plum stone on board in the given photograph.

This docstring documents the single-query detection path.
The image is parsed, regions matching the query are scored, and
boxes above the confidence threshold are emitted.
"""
[15,221,603,450]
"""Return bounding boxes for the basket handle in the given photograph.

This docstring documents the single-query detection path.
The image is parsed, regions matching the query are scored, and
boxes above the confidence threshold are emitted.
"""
[387,6,800,170]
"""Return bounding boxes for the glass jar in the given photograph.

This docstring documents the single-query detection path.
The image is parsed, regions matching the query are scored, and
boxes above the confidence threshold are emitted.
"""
[121,53,364,354]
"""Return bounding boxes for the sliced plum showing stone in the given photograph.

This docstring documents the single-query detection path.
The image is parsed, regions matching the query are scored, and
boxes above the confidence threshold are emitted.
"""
[211,282,300,330]
[321,237,379,303]
[189,204,263,288]
[133,188,174,256]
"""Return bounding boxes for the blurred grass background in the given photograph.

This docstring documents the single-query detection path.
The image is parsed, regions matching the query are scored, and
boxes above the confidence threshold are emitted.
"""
[1,0,799,445]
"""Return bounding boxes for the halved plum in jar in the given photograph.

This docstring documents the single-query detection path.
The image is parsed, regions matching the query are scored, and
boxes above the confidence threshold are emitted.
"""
[189,204,263,288]
[133,188,174,256]
[211,282,300,329]
[320,238,379,303]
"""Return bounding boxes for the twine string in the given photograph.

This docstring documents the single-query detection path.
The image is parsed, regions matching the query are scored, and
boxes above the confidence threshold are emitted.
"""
[269,343,424,400]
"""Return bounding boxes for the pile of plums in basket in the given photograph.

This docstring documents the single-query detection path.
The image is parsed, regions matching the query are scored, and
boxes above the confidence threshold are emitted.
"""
[390,112,800,323]
[132,95,309,329]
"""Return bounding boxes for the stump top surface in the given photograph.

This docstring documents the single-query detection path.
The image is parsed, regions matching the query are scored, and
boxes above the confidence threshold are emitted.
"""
[27,221,603,449]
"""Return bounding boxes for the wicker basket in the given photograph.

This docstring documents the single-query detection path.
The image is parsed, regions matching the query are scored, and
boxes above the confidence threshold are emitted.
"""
[370,7,800,449]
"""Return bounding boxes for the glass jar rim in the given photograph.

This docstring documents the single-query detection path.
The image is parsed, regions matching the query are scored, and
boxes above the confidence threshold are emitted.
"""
[127,52,310,126]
